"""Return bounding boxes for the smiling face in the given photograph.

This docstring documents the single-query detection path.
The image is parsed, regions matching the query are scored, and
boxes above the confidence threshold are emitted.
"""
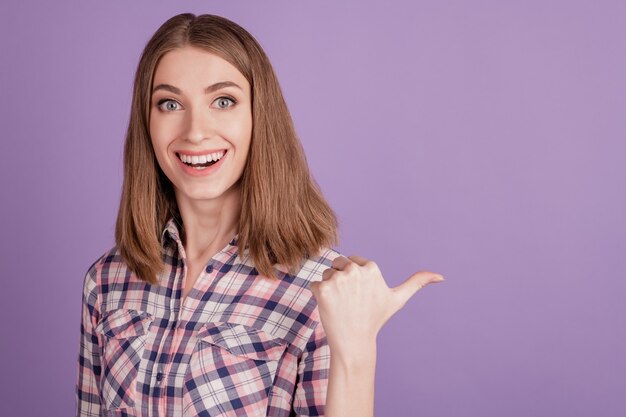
[149,45,252,207]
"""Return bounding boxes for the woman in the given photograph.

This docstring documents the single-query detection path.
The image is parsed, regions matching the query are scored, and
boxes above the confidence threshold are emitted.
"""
[76,12,443,417]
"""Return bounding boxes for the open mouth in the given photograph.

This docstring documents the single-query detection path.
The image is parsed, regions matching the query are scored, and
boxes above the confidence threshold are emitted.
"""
[176,150,227,169]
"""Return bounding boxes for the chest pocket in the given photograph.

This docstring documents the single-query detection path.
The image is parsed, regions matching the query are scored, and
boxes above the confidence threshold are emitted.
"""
[95,309,153,411]
[183,322,288,417]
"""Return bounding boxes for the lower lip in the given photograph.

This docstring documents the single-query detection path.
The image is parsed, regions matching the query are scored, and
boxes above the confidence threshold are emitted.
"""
[176,151,227,177]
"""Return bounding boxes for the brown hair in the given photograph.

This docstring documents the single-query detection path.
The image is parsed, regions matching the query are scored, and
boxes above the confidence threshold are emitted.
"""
[115,13,338,284]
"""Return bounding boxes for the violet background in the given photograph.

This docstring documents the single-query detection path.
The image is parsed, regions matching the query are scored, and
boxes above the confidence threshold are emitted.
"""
[1,1,625,416]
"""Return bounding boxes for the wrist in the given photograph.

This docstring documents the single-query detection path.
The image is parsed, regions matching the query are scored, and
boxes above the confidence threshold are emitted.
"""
[329,340,377,371]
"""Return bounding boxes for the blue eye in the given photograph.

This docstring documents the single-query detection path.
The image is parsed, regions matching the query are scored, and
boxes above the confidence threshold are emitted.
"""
[155,96,236,111]
[214,96,236,109]
[156,99,181,112]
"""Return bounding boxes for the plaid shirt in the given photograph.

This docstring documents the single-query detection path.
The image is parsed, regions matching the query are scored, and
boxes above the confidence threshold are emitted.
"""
[76,217,340,417]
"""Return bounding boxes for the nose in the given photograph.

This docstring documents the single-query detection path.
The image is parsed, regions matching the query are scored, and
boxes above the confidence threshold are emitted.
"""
[183,103,215,144]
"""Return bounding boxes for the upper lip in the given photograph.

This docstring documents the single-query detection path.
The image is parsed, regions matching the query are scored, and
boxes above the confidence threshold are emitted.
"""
[175,149,227,156]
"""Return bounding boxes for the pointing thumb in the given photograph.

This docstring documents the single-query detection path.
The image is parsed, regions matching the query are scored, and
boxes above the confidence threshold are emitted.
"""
[391,271,444,309]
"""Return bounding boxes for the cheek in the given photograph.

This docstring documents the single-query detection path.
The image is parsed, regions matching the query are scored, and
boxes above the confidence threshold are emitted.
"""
[149,133,165,159]
[148,130,171,171]
[231,117,253,152]
[150,111,180,137]
[149,119,176,153]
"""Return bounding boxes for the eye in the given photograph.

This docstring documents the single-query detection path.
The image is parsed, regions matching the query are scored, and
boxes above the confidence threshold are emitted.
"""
[156,99,182,112]
[213,96,237,109]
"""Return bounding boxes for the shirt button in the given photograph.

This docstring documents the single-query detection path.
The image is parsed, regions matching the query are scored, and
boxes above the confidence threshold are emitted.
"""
[171,321,177,330]
[156,372,164,382]
[205,264,214,273]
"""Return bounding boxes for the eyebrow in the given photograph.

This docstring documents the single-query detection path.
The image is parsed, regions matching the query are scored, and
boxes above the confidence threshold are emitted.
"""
[152,81,242,95]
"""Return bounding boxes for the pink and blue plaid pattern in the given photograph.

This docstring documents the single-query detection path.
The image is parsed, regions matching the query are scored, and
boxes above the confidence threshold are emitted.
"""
[76,217,340,416]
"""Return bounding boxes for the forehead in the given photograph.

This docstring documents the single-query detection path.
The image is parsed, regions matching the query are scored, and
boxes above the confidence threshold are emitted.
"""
[152,46,249,93]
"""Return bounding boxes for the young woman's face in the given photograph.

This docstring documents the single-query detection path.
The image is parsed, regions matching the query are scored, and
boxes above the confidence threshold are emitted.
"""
[149,46,252,205]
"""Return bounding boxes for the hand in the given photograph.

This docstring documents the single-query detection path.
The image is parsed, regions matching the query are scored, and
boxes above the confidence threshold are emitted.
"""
[309,255,444,356]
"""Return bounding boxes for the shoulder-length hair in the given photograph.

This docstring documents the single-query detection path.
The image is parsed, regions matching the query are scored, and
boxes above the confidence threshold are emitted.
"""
[115,13,338,284]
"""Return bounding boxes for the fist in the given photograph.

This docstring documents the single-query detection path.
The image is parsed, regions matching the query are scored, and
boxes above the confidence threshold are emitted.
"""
[309,255,444,355]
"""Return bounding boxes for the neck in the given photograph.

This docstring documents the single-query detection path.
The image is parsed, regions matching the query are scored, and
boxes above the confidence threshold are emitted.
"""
[175,182,241,263]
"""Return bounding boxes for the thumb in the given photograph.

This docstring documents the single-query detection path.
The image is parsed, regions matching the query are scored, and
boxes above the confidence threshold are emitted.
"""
[391,271,444,310]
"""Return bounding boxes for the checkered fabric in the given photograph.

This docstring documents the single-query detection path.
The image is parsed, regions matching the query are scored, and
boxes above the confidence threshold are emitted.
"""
[76,217,340,416]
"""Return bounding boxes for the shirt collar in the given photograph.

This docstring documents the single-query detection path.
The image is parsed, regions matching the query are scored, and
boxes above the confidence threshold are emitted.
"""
[161,217,181,246]
[160,217,239,248]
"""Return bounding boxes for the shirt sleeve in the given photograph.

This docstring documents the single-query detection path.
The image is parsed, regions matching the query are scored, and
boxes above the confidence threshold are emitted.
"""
[291,320,330,416]
[76,264,102,417]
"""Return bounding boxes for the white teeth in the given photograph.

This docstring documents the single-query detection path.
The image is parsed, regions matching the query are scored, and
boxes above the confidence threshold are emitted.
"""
[178,151,225,164]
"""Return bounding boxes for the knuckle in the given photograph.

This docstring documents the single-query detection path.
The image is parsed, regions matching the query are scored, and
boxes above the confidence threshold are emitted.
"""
[331,255,347,269]
[364,260,379,274]
[344,261,358,275]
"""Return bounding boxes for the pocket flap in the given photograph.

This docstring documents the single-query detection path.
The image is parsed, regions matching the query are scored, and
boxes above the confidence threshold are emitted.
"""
[197,322,286,361]
[95,309,153,339]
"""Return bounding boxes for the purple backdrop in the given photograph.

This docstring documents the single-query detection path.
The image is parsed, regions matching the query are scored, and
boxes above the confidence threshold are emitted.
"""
[1,1,625,416]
